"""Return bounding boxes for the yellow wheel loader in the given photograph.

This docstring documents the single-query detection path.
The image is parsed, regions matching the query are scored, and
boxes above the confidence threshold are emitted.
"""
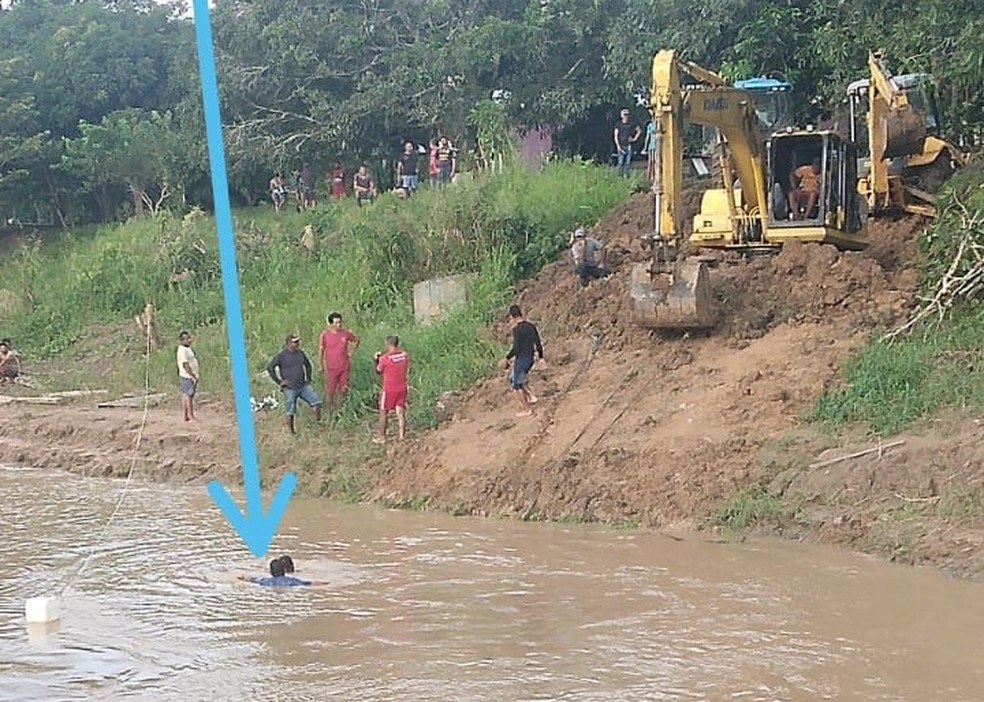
[847,51,967,218]
[630,49,868,331]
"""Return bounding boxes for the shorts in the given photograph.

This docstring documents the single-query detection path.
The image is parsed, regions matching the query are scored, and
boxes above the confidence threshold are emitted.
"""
[509,355,534,390]
[179,376,197,397]
[379,387,408,412]
[325,368,350,394]
[400,174,419,191]
[283,384,322,416]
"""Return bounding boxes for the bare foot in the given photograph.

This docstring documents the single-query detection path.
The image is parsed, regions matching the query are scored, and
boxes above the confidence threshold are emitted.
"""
[527,393,538,405]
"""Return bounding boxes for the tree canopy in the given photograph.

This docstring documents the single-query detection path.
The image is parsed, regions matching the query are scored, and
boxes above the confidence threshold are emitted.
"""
[0,0,982,227]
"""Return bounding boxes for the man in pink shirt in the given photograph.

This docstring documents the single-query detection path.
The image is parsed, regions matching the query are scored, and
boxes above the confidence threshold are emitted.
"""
[318,312,359,412]
[373,335,409,444]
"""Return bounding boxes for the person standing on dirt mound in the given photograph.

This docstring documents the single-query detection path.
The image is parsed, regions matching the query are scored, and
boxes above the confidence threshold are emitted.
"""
[571,227,609,287]
[499,304,544,418]
[373,335,410,444]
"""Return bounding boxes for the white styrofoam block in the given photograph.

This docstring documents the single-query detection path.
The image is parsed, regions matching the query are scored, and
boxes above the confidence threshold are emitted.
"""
[25,596,61,623]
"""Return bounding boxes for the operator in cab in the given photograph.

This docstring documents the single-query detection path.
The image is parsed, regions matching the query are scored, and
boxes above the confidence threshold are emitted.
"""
[788,157,821,220]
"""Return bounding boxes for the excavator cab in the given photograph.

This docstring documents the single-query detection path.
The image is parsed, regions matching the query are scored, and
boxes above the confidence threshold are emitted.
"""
[765,130,866,248]
[690,129,867,251]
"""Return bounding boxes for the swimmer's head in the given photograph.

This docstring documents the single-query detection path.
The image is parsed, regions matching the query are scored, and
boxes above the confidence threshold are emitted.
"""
[269,557,286,577]
[279,555,295,573]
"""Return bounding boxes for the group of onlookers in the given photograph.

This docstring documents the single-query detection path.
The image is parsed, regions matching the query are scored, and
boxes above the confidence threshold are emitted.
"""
[268,136,459,212]
[176,313,410,444]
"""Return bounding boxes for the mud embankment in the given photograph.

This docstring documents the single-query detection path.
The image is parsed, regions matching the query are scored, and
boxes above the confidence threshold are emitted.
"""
[2,195,980,581]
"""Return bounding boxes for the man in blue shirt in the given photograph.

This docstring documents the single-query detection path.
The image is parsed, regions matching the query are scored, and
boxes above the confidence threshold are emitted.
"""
[239,555,325,587]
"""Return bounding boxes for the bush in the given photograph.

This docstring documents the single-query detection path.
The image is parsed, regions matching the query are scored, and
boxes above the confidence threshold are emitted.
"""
[0,161,632,430]
[809,167,984,434]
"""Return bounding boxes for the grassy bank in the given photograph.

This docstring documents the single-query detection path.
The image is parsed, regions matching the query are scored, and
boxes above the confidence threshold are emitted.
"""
[0,161,635,429]
[810,167,984,434]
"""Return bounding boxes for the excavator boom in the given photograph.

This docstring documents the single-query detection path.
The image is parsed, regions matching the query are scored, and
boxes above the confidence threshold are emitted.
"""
[849,51,966,217]
[631,49,868,331]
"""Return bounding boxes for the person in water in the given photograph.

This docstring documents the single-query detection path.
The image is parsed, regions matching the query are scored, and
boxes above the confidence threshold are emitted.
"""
[239,555,326,587]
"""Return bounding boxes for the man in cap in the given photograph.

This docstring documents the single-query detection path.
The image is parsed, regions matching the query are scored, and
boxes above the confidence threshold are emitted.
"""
[571,227,608,287]
[613,108,641,177]
[266,334,322,434]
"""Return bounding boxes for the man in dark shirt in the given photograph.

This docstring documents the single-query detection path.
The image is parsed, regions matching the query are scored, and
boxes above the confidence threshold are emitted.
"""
[498,304,544,417]
[266,334,322,434]
[397,142,420,195]
[299,164,317,209]
[613,108,641,177]
[239,555,327,587]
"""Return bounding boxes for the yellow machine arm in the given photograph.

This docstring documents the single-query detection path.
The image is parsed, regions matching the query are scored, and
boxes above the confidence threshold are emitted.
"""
[649,49,770,247]
[866,51,927,162]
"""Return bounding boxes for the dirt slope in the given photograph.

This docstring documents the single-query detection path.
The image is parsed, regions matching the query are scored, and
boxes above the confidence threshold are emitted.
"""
[373,194,982,578]
[376,194,916,516]
[2,193,978,579]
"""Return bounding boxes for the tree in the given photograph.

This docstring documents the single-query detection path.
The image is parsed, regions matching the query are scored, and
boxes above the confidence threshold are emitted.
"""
[62,109,183,218]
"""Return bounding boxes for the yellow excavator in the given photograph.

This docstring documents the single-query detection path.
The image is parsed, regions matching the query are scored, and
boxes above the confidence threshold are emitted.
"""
[847,51,966,218]
[630,49,868,330]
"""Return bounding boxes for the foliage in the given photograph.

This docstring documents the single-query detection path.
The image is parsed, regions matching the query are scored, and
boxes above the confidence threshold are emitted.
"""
[707,486,784,532]
[810,167,984,434]
[62,109,184,217]
[1,0,983,225]
[0,161,630,430]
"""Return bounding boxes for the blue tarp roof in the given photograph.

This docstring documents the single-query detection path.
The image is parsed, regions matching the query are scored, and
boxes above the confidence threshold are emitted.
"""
[734,76,793,91]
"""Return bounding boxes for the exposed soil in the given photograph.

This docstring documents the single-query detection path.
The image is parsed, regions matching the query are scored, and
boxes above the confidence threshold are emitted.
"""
[2,193,980,581]
[374,194,981,580]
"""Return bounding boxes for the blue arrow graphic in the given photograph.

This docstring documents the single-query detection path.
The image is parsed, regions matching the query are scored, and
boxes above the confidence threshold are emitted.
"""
[192,0,296,557]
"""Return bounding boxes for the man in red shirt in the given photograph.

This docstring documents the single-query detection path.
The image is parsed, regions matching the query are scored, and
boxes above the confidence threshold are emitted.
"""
[373,335,409,444]
[318,312,359,412]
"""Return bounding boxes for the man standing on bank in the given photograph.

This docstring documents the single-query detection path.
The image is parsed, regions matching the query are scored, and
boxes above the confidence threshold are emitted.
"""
[373,335,410,444]
[318,312,359,413]
[177,330,199,422]
[498,304,544,417]
[614,108,641,177]
[267,334,322,434]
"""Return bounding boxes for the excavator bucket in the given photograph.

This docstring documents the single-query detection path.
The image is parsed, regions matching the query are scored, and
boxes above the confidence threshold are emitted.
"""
[883,106,927,160]
[629,258,716,330]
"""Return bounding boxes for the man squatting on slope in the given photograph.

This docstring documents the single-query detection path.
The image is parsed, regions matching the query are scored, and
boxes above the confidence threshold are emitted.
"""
[498,304,544,417]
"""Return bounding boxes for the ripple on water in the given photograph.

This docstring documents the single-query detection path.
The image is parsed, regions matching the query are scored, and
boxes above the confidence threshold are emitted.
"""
[2,466,983,702]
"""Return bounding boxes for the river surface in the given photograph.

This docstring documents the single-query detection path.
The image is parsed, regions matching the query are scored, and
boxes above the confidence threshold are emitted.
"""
[1,465,982,701]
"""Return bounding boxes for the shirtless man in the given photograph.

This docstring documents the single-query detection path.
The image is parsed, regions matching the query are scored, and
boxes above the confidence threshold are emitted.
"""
[788,157,821,220]
[269,172,288,212]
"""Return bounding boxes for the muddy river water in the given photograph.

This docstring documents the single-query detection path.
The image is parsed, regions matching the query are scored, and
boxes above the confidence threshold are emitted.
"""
[1,464,982,701]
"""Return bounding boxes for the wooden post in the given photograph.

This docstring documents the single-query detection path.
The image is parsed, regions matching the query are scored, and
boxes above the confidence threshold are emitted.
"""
[135,302,161,353]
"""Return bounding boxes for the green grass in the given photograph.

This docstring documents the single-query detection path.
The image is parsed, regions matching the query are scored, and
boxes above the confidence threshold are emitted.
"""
[0,160,633,432]
[707,486,784,532]
[809,311,984,434]
[809,167,984,435]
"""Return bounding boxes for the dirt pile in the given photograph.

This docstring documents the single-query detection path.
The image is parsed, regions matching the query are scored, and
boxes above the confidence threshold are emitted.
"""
[377,193,929,528]
[515,193,922,348]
